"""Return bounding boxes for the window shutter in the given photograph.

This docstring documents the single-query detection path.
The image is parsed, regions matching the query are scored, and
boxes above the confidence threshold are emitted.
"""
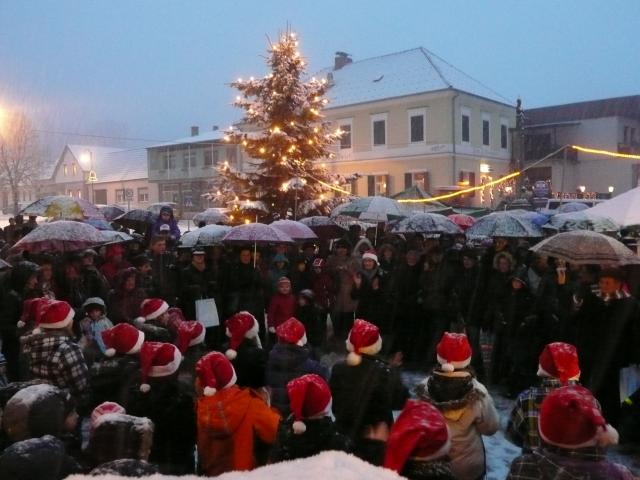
[469,172,476,187]
[367,175,375,196]
[424,172,430,193]
[404,173,412,189]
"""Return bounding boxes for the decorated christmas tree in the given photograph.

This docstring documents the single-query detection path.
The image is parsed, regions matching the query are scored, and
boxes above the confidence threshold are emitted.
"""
[213,29,356,220]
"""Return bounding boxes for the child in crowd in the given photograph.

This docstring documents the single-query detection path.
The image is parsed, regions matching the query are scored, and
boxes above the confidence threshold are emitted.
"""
[224,311,267,390]
[78,297,113,365]
[295,289,326,353]
[134,298,179,343]
[267,277,295,344]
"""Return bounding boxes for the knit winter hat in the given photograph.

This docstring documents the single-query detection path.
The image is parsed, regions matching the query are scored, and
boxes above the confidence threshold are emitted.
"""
[277,276,291,286]
[539,385,619,449]
[537,342,581,384]
[362,250,378,264]
[135,298,168,324]
[225,311,261,360]
[101,323,145,357]
[17,297,54,329]
[82,297,107,314]
[90,402,126,429]
[139,342,182,393]
[384,399,451,473]
[436,332,472,372]
[175,321,205,354]
[287,374,332,435]
[33,300,74,334]
[346,319,382,366]
[276,317,307,346]
[195,351,237,397]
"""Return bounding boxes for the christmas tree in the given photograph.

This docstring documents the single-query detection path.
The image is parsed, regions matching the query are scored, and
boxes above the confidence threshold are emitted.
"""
[213,29,355,220]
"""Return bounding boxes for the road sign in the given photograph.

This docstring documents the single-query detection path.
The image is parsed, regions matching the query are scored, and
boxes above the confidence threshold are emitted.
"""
[125,189,134,200]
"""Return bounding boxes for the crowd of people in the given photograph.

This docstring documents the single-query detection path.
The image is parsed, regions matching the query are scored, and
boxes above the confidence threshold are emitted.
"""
[0,208,638,479]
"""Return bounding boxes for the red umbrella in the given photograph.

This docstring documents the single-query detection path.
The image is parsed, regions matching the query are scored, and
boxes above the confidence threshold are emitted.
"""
[448,214,476,231]
[270,220,318,241]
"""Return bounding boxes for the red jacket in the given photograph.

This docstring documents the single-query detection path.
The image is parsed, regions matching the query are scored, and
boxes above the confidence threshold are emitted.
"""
[267,293,295,328]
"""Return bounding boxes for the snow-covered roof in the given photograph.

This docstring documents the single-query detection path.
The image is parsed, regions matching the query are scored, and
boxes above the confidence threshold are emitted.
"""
[65,144,148,183]
[147,129,226,149]
[319,47,513,109]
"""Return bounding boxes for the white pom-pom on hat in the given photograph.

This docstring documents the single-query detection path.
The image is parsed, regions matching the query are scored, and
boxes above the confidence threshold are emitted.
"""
[292,420,307,434]
[225,349,237,360]
[140,383,151,393]
[17,320,26,329]
[33,327,42,334]
[105,348,116,357]
[441,363,455,373]
[204,386,217,397]
[346,352,362,366]
[134,316,146,324]
[596,424,619,447]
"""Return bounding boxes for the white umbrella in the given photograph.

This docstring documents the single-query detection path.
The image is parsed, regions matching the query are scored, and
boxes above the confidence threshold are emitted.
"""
[588,186,640,227]
[181,225,233,247]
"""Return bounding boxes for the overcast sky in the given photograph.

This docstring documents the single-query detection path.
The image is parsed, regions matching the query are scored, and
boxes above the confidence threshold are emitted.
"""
[0,0,638,153]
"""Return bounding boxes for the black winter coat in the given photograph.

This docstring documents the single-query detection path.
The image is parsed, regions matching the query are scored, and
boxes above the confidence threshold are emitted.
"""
[227,262,265,318]
[179,264,216,320]
[229,340,267,389]
[148,252,177,304]
[401,459,456,480]
[296,303,326,348]
[270,416,352,462]
[351,269,389,332]
[266,343,329,416]
[89,355,140,409]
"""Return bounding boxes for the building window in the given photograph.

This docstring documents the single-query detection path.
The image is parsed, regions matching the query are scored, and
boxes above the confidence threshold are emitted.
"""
[369,174,388,195]
[63,164,68,175]
[163,152,176,170]
[461,108,470,143]
[72,164,77,175]
[371,114,387,147]
[77,190,82,199]
[339,122,352,149]
[500,122,508,149]
[408,109,426,143]
[115,189,125,203]
[183,151,196,169]
[94,189,107,204]
[226,147,237,164]
[624,126,630,143]
[204,149,219,167]
[413,172,428,190]
[162,183,180,203]
[138,187,149,203]
[482,113,491,146]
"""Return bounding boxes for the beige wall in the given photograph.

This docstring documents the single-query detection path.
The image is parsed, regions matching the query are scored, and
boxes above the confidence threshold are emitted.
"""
[90,179,158,208]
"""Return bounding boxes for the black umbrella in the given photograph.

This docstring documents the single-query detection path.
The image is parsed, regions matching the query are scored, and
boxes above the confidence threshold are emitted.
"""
[113,209,157,233]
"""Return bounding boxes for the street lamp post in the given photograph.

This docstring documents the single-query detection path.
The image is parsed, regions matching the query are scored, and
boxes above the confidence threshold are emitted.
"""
[83,150,98,203]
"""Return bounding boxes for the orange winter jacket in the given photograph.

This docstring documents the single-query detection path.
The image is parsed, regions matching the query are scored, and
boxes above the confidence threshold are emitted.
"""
[196,385,281,476]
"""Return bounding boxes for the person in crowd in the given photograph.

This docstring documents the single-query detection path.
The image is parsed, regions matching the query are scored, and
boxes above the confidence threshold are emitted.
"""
[453,248,483,373]
[195,351,280,476]
[0,435,82,480]
[107,267,148,325]
[572,267,640,426]
[296,289,325,353]
[223,311,267,390]
[21,300,90,408]
[99,244,131,286]
[134,298,176,343]
[227,247,266,338]
[290,257,312,294]
[180,247,216,320]
[330,319,409,466]
[80,249,110,300]
[417,332,499,480]
[174,320,207,393]
[131,254,154,296]
[351,251,388,334]
[3,217,19,245]
[266,317,329,416]
[151,205,181,241]
[377,243,397,276]
[37,255,58,299]
[310,257,334,321]
[78,297,113,365]
[507,385,634,480]
[507,342,582,452]
[147,235,177,305]
[0,260,40,381]
[271,374,351,462]
[383,399,455,480]
[325,239,358,340]
[89,459,158,477]
[267,253,290,294]
[267,277,296,343]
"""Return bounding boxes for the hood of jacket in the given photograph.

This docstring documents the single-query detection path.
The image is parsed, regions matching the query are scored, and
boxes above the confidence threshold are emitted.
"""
[269,343,310,371]
[271,253,289,266]
[9,261,39,292]
[417,372,483,419]
[197,386,252,438]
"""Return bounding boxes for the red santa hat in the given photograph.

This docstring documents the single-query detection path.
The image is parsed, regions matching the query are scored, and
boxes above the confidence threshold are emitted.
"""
[135,298,168,324]
[384,399,451,473]
[225,311,261,360]
[362,250,378,264]
[287,374,332,435]
[539,385,619,449]
[276,317,307,346]
[537,342,581,384]
[33,300,75,334]
[436,332,472,372]
[17,297,54,329]
[139,342,182,393]
[346,319,382,366]
[175,321,205,354]
[101,323,145,357]
[195,351,237,397]
[90,401,126,429]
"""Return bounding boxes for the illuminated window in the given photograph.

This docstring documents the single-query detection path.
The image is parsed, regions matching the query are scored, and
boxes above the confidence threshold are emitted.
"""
[339,121,352,149]
[64,164,68,175]
[73,164,77,175]
[375,175,388,195]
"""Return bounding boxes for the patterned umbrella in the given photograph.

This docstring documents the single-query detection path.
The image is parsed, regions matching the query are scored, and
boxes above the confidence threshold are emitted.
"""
[10,221,104,254]
[466,211,543,239]
[543,211,619,233]
[330,196,408,222]
[270,220,318,241]
[99,204,126,221]
[20,195,103,220]
[509,209,550,228]
[84,217,114,231]
[223,223,294,245]
[448,214,476,231]
[530,230,640,265]
[192,208,229,226]
[181,225,233,247]
[300,216,347,239]
[391,212,462,235]
[557,202,590,214]
[113,209,157,232]
[100,230,133,244]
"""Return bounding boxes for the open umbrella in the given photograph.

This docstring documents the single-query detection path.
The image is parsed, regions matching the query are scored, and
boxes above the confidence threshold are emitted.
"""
[588,186,640,227]
[192,208,229,226]
[557,202,590,214]
[509,209,550,228]
[113,209,157,232]
[300,216,347,239]
[84,217,114,231]
[99,204,126,221]
[330,196,408,222]
[10,221,104,254]
[466,211,543,239]
[181,225,233,247]
[100,230,133,244]
[21,195,103,220]
[270,220,318,241]
[530,230,640,265]
[543,211,619,233]
[223,223,294,245]
[0,258,12,270]
[448,213,476,231]
[391,212,462,235]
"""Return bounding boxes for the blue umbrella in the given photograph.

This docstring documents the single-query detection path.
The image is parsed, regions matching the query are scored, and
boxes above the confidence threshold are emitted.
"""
[509,209,550,228]
[557,202,589,213]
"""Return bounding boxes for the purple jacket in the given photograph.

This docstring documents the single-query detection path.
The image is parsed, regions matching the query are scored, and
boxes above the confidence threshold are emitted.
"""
[151,206,181,239]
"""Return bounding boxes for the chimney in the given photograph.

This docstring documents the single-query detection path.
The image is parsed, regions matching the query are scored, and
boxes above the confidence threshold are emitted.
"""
[334,51,352,70]
[212,125,219,131]
[191,126,199,136]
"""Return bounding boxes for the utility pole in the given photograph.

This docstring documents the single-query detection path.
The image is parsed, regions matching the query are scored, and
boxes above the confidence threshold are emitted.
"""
[515,98,525,197]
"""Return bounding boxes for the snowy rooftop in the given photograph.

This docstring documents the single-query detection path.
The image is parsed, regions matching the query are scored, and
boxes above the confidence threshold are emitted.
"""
[66,144,148,183]
[147,129,226,149]
[319,47,513,109]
